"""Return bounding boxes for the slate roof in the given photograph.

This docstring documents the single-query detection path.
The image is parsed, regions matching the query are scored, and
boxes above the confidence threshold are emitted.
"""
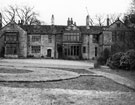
[21,25,104,35]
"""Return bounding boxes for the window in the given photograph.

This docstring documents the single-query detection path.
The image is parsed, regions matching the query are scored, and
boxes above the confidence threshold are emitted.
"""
[32,35,41,42]
[31,46,40,53]
[95,47,97,57]
[63,32,80,42]
[83,46,86,53]
[64,45,80,56]
[116,23,120,27]
[48,35,52,43]
[6,44,17,55]
[92,35,98,43]
[6,35,17,41]
[5,32,18,42]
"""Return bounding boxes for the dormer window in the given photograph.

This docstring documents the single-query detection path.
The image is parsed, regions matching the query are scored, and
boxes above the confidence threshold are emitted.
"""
[116,23,120,27]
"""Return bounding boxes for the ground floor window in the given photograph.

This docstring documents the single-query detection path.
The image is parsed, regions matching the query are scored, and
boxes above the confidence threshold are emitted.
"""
[95,47,97,57]
[31,46,41,53]
[83,46,86,53]
[5,44,17,55]
[63,44,80,56]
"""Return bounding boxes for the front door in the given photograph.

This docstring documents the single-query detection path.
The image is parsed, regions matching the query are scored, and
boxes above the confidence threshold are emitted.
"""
[47,49,51,57]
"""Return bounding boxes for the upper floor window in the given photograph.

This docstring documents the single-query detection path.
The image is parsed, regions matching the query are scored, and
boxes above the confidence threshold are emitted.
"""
[6,35,17,41]
[92,35,98,43]
[48,35,52,43]
[116,23,120,28]
[63,32,80,42]
[5,32,18,42]
[32,35,41,42]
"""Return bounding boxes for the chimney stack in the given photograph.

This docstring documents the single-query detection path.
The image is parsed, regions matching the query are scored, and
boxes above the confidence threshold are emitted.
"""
[107,15,110,26]
[51,14,54,25]
[21,19,24,25]
[86,15,90,29]
[67,18,70,25]
[74,22,76,26]
[71,18,73,24]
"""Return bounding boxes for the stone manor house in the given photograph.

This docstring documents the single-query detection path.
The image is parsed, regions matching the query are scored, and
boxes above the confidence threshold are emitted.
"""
[0,14,135,59]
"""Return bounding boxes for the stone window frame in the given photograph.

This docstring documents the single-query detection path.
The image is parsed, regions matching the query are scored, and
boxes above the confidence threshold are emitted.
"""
[5,32,19,42]
[48,35,52,43]
[63,32,80,42]
[31,35,41,42]
[31,46,41,53]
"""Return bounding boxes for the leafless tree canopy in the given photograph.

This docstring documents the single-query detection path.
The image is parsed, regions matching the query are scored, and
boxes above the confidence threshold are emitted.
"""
[1,5,41,25]
[95,14,106,26]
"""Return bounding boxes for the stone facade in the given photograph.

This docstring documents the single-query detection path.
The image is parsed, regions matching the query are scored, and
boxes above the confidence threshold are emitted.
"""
[0,16,135,59]
[101,19,135,56]
[0,21,27,58]
[27,34,55,58]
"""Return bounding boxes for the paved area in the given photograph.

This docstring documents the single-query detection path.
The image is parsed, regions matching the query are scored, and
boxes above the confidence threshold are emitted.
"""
[0,59,135,105]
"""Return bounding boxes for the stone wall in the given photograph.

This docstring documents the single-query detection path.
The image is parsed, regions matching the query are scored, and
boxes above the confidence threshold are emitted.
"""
[82,34,99,59]
[28,34,55,58]
[0,21,27,58]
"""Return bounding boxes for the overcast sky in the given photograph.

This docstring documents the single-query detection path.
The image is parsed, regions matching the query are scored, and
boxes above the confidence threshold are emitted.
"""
[0,0,132,25]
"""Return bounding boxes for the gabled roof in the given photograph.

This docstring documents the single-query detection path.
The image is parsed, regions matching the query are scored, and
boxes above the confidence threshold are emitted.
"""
[106,18,132,31]
[0,20,26,38]
[21,25,66,34]
[21,24,104,35]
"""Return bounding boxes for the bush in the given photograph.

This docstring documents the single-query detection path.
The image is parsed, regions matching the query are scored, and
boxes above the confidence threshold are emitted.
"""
[120,49,135,70]
[107,49,135,70]
[106,52,124,69]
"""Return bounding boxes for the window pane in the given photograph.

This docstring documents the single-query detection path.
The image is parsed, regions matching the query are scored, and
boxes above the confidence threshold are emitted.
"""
[48,35,52,43]
[77,46,79,56]
[31,46,41,53]
[6,44,17,55]
[32,35,41,42]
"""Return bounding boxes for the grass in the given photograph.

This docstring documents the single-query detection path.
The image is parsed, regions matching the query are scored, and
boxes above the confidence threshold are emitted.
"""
[0,68,33,74]
[0,75,134,92]
[45,67,94,74]
[96,67,135,82]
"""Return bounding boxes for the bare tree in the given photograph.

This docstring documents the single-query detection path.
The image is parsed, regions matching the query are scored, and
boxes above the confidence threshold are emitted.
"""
[1,5,41,25]
[94,14,106,26]
[108,13,122,24]
[129,0,135,13]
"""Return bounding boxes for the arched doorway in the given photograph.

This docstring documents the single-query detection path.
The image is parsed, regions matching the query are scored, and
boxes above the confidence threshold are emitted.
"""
[47,49,51,57]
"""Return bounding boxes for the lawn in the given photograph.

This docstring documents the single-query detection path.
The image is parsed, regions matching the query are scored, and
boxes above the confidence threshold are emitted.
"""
[96,66,135,83]
[0,75,134,92]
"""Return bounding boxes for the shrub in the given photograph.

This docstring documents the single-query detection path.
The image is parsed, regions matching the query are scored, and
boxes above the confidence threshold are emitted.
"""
[120,49,135,70]
[106,52,124,69]
[97,56,106,65]
[107,49,135,70]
